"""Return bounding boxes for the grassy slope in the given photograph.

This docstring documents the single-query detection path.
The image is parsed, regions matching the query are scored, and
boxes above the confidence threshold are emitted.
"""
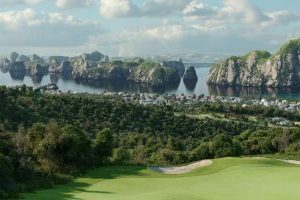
[23,158,300,200]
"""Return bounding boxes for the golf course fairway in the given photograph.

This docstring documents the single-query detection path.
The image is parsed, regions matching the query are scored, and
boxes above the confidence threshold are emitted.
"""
[23,158,300,200]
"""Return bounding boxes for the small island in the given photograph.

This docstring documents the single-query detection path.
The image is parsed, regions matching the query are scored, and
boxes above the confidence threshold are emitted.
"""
[0,51,185,89]
[183,66,198,90]
[207,38,300,87]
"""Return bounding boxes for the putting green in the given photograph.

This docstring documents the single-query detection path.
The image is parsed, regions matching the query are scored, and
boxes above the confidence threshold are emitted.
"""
[23,158,300,200]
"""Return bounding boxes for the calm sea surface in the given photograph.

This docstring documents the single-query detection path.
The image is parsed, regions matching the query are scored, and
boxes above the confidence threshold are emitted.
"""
[2,63,300,98]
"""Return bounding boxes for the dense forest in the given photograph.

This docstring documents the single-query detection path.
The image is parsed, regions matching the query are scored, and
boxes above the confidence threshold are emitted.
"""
[1,85,300,198]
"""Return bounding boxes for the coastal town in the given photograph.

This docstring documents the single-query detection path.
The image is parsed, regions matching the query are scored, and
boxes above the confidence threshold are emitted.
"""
[39,83,300,114]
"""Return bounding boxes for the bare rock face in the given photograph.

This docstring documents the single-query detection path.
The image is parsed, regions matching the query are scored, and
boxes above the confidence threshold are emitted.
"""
[0,57,10,72]
[71,54,90,77]
[49,56,69,72]
[208,38,300,87]
[71,52,109,76]
[30,63,45,76]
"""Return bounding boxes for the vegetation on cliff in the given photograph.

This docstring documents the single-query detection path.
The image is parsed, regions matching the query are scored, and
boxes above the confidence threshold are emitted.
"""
[208,38,300,87]
[71,59,182,87]
[278,38,300,59]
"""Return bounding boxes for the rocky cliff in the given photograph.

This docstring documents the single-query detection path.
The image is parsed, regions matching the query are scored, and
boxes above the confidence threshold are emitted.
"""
[9,61,26,73]
[30,63,47,76]
[207,38,300,87]
[2,50,183,88]
[183,66,198,89]
[129,62,180,87]
[49,56,69,72]
[2,52,49,77]
[69,56,181,88]
[9,61,26,80]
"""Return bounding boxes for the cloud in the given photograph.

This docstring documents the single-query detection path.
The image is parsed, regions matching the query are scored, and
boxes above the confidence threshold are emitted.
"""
[0,0,299,57]
[99,0,300,29]
[219,0,269,24]
[262,11,300,27]
[183,0,300,32]
[0,9,101,47]
[55,0,93,9]
[183,0,216,17]
[184,0,270,26]
[140,0,191,16]
[99,0,270,22]
[0,0,45,6]
[99,0,191,18]
[84,24,187,56]
[99,0,138,18]
[88,0,300,56]
[122,25,185,41]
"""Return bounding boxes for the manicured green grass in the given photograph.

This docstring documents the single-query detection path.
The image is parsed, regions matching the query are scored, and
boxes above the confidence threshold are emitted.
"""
[23,158,300,200]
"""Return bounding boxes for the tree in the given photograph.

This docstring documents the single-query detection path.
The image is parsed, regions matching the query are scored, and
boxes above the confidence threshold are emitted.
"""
[35,122,62,173]
[112,148,131,163]
[35,123,91,173]
[190,143,211,161]
[27,123,47,154]
[0,154,16,199]
[59,125,91,171]
[92,128,113,164]
[210,134,237,158]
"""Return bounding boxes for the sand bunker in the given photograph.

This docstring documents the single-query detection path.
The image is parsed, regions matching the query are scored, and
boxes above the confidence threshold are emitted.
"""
[150,160,213,174]
[279,159,300,165]
[251,157,300,165]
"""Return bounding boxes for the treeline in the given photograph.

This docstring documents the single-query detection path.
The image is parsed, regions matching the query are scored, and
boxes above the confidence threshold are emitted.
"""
[1,85,300,198]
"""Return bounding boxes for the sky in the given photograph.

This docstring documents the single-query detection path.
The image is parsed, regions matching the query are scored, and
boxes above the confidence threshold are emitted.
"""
[0,0,299,57]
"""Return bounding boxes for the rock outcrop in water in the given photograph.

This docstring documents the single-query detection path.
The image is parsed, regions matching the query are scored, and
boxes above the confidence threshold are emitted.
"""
[208,38,300,87]
[65,53,182,88]
[9,61,26,73]
[2,51,184,89]
[183,66,198,90]
[61,60,73,77]
[0,57,10,72]
[49,56,69,72]
[2,52,49,77]
[128,62,181,87]
[30,63,48,76]
[9,61,26,80]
